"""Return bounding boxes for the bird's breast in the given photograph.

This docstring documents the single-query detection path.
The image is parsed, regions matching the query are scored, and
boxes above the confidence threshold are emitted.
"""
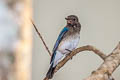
[58,33,80,54]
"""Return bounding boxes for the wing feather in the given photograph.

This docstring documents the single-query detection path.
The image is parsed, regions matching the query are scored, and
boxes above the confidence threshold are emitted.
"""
[50,27,69,63]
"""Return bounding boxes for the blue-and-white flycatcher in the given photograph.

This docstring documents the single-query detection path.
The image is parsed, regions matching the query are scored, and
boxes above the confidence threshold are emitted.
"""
[46,15,81,79]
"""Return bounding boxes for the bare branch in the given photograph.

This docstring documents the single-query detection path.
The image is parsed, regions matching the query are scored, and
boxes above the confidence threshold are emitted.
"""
[31,20,52,56]
[55,45,106,72]
[84,42,120,80]
[43,45,107,80]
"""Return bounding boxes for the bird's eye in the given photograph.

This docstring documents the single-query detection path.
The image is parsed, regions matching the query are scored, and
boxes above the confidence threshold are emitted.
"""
[73,19,76,21]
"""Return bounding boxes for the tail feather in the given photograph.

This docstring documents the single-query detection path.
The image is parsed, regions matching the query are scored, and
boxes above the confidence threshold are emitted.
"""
[46,63,56,79]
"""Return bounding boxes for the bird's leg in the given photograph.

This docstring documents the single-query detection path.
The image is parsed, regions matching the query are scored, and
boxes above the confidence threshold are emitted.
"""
[65,49,73,59]
[65,49,72,53]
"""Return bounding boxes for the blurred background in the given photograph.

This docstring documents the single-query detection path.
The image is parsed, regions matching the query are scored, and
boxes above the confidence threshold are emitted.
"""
[32,0,120,80]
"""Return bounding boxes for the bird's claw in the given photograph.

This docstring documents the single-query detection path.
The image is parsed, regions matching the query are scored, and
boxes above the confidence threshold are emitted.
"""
[65,49,73,60]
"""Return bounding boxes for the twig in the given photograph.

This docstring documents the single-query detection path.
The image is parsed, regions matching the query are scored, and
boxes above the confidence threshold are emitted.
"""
[31,20,51,56]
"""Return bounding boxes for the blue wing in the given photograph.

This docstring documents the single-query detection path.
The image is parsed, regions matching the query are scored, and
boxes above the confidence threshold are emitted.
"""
[50,27,69,64]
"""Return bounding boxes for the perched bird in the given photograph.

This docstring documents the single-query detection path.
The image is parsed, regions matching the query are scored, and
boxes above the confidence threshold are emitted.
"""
[46,15,81,79]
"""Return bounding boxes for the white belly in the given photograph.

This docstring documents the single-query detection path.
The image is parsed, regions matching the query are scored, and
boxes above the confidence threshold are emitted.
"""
[58,34,80,54]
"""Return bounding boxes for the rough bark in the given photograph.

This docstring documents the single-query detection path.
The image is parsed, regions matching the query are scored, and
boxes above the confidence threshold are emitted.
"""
[84,42,120,80]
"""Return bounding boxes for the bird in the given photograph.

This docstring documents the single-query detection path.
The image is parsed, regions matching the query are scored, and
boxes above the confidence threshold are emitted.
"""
[46,15,81,79]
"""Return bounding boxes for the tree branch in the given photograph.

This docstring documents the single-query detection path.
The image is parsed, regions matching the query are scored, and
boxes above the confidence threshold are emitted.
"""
[43,45,107,80]
[31,20,52,56]
[84,42,120,80]
[55,45,106,72]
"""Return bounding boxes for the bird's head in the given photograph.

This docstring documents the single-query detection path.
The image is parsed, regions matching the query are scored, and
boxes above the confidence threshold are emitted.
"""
[65,15,79,26]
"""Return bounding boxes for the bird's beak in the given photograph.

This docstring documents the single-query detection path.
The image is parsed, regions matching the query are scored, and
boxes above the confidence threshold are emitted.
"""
[65,17,68,20]
[67,20,71,24]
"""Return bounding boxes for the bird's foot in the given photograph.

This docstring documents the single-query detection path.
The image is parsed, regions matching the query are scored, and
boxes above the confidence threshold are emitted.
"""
[65,49,73,60]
